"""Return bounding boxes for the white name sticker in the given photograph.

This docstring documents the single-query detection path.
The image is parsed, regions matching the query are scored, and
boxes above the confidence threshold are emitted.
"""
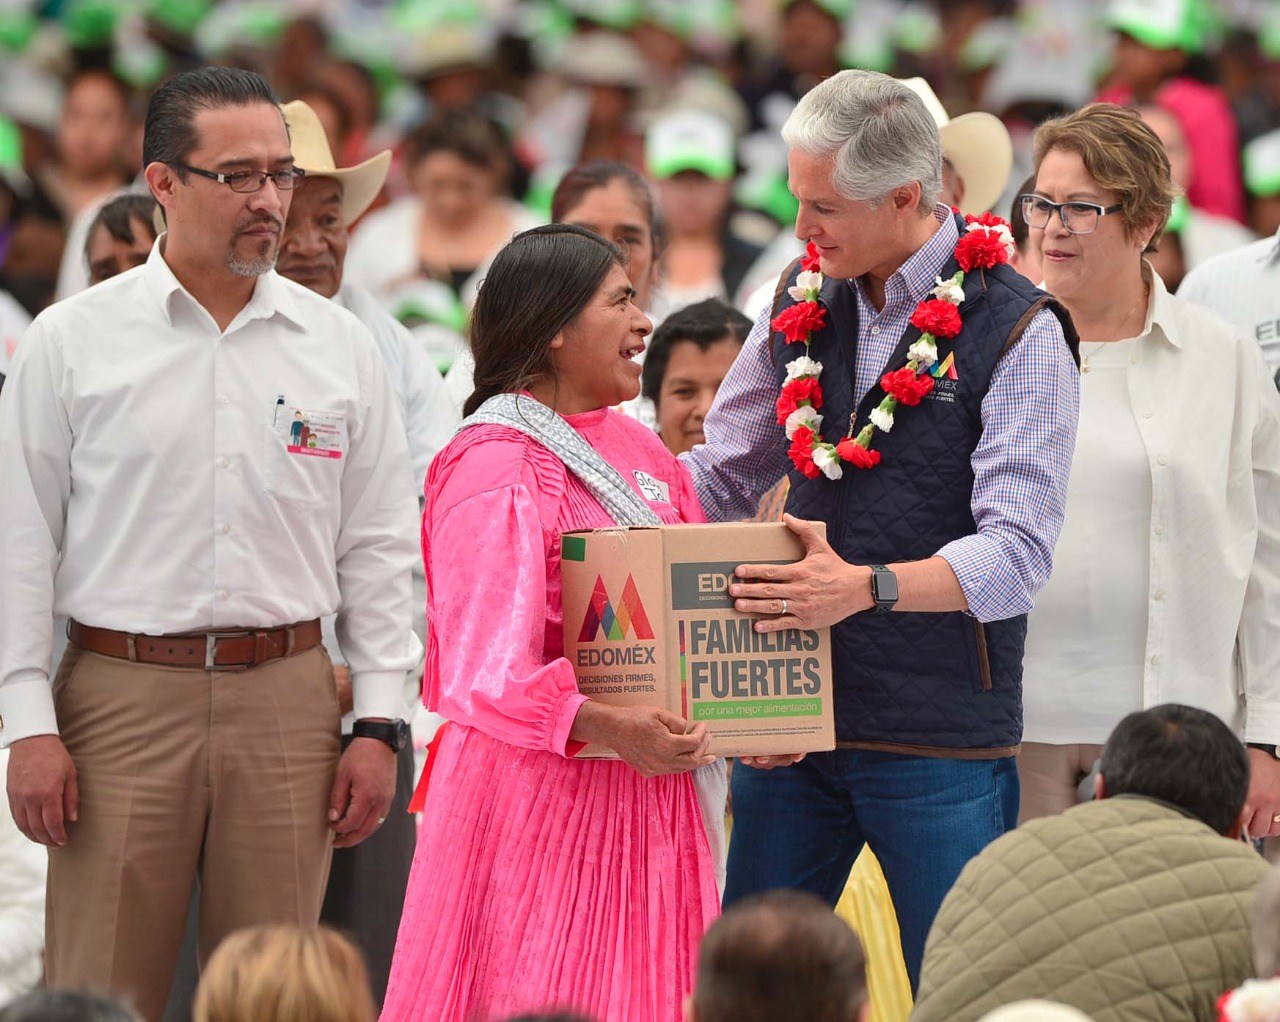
[634,470,670,503]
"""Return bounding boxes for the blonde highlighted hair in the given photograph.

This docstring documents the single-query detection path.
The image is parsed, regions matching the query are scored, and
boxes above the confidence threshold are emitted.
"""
[193,926,375,1022]
[1032,103,1178,252]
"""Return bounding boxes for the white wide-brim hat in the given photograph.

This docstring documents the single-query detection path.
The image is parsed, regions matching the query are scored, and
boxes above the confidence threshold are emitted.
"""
[900,77,1014,216]
[979,1001,1095,1022]
[280,100,391,227]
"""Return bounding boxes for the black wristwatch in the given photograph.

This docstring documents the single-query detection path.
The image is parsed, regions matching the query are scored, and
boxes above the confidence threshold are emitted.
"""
[870,565,899,614]
[353,718,410,753]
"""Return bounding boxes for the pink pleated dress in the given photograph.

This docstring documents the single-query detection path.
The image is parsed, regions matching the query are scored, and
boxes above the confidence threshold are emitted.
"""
[380,407,721,1022]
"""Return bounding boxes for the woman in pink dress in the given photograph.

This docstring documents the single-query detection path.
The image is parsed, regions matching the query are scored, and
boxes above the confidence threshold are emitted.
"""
[381,225,721,1022]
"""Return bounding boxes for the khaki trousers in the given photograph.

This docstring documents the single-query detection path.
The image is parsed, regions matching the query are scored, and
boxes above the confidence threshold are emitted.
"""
[1016,740,1105,824]
[46,643,341,1022]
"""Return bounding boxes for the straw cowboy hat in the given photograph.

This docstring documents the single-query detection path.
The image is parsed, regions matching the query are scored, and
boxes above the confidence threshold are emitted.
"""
[279,100,391,226]
[899,77,1013,216]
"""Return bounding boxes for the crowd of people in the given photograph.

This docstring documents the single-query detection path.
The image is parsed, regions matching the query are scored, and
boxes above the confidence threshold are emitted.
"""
[2,0,1280,1020]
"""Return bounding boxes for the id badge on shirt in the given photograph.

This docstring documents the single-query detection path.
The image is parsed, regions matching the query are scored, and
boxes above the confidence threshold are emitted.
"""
[276,405,346,460]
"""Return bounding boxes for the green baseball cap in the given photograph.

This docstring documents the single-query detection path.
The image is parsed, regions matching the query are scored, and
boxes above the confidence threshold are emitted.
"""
[646,109,735,181]
[1261,7,1280,62]
[561,0,642,31]
[785,0,854,20]
[1244,128,1280,199]
[0,115,22,173]
[0,9,38,52]
[1105,0,1205,53]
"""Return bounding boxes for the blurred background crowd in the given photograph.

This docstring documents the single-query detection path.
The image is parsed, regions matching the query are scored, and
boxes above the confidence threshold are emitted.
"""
[2,0,1279,389]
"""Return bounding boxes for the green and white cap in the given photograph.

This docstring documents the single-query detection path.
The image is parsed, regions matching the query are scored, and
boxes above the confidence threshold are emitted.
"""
[646,108,735,181]
[1105,0,1205,53]
[1261,6,1280,61]
[0,113,29,196]
[1244,128,1280,198]
[561,0,642,31]
[786,0,854,20]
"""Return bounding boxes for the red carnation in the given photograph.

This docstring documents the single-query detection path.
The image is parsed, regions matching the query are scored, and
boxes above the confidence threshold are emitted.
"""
[965,211,1009,230]
[881,366,935,406]
[910,299,963,339]
[789,376,823,407]
[771,300,828,343]
[956,229,1010,272]
[789,426,820,477]
[801,242,823,272]
[773,376,814,425]
[775,376,824,424]
[835,438,881,469]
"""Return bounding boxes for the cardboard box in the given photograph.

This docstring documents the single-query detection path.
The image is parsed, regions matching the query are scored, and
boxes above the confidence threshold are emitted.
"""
[560,522,835,759]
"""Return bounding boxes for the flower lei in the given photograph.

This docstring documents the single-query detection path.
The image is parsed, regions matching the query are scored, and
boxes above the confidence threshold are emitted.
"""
[773,212,1016,480]
[1218,978,1280,1022]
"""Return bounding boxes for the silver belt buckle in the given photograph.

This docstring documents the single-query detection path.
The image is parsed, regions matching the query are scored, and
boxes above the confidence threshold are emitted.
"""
[205,631,251,670]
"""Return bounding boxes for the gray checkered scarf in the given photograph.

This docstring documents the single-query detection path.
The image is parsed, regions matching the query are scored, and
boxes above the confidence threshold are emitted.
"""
[460,394,661,527]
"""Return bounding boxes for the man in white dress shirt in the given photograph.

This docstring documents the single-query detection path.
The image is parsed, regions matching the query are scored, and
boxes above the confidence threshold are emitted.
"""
[1178,228,1280,372]
[0,67,420,1022]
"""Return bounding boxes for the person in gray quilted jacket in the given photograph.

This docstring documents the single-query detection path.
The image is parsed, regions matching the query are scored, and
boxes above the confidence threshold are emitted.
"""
[913,704,1270,1022]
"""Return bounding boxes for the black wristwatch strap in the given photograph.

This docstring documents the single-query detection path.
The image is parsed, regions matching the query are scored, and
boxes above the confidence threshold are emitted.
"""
[353,718,409,753]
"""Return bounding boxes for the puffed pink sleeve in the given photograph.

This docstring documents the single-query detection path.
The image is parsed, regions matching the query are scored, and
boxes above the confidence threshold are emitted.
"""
[423,481,587,755]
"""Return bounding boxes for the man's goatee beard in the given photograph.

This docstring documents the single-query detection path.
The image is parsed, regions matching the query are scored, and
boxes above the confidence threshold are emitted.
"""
[226,248,277,277]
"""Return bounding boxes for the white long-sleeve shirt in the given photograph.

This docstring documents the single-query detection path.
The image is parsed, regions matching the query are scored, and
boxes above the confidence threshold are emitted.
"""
[0,747,44,1001]
[0,241,422,746]
[336,282,455,493]
[1177,229,1280,369]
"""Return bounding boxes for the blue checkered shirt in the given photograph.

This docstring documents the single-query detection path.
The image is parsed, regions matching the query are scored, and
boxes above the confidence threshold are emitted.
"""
[681,205,1080,622]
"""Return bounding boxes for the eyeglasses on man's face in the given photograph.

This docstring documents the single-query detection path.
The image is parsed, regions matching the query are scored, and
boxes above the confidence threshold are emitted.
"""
[170,162,306,194]
[1019,193,1124,236]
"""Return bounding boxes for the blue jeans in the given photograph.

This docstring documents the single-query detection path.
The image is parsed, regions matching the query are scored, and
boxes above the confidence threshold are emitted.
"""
[724,749,1019,990]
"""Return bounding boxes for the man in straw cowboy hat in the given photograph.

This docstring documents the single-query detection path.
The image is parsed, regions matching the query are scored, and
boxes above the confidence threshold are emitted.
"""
[276,98,453,1006]
[0,67,420,1021]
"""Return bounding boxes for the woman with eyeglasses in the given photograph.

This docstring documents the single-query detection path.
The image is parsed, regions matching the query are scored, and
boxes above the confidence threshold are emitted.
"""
[1017,103,1280,838]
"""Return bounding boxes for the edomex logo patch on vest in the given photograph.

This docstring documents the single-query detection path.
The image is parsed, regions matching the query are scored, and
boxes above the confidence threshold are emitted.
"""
[926,350,960,403]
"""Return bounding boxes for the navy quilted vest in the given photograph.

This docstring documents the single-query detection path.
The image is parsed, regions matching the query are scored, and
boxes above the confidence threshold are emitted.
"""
[774,219,1077,755]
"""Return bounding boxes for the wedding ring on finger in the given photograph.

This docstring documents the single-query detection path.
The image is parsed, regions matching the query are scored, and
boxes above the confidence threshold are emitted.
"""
[779,599,788,616]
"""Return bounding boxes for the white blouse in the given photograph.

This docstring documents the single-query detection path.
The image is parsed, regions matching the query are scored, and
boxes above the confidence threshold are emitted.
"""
[1023,336,1151,743]
[1022,266,1280,746]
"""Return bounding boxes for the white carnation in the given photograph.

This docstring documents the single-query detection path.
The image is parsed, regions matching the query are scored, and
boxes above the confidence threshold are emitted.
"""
[812,445,843,480]
[783,405,823,439]
[785,355,824,381]
[908,337,939,367]
[787,285,809,302]
[930,274,965,305]
[795,270,823,294]
[1222,980,1280,1022]
[870,406,895,433]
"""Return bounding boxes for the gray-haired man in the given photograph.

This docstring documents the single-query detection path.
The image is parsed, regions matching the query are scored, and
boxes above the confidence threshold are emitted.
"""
[682,70,1080,985]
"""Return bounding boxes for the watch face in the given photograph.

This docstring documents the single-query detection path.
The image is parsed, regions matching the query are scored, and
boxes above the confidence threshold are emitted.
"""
[873,571,898,603]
